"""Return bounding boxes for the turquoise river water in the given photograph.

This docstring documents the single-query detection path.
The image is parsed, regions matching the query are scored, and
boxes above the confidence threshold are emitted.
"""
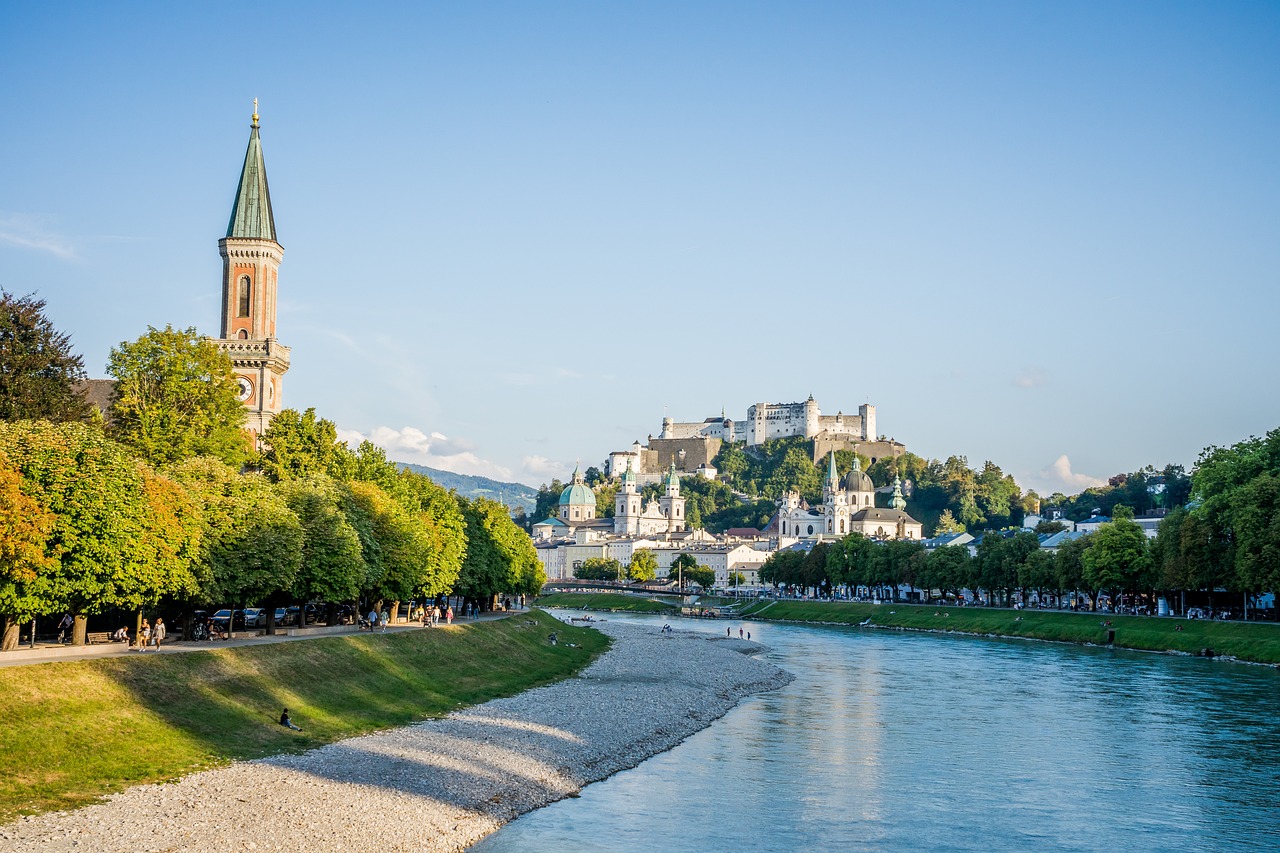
[469,611,1280,853]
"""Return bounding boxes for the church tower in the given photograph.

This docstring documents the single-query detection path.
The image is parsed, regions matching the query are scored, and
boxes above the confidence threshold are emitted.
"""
[614,460,641,535]
[658,462,686,532]
[215,101,290,441]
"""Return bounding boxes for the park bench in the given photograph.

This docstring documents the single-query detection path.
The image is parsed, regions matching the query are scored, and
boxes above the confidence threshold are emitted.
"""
[86,631,111,644]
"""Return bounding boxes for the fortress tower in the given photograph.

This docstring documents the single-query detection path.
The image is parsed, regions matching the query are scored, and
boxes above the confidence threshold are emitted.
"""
[214,102,290,441]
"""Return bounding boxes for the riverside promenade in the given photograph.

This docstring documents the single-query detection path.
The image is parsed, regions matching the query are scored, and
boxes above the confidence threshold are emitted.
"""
[0,613,512,668]
[1,622,792,852]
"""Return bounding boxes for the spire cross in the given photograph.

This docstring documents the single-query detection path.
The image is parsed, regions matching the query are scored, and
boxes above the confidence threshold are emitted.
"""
[252,98,259,127]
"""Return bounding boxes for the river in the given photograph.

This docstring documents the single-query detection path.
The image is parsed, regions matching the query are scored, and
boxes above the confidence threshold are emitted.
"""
[470,611,1280,852]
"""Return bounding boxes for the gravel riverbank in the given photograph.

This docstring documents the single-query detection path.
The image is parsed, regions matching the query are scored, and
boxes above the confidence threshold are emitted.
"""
[3,621,793,852]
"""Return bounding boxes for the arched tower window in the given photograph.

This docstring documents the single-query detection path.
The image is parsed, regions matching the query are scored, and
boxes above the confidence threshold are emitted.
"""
[238,329,248,339]
[238,276,252,318]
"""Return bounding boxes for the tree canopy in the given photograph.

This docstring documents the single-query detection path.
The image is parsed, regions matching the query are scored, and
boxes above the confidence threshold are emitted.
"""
[107,325,247,466]
[0,291,91,423]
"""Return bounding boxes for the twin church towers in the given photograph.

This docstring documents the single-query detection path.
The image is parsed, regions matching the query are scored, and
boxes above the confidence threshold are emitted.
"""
[213,102,290,440]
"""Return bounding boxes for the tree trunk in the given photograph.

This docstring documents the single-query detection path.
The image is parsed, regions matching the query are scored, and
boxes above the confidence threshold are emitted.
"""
[135,610,144,649]
[1,617,19,651]
[72,613,88,646]
[390,600,401,625]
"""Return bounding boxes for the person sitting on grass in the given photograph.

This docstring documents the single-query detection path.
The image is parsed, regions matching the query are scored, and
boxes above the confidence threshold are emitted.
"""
[279,708,302,731]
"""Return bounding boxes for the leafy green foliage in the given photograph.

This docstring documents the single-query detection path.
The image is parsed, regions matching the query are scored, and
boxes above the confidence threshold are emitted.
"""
[0,291,91,423]
[280,476,368,605]
[456,497,542,601]
[107,325,247,466]
[0,421,201,618]
[627,549,658,582]
[167,456,302,605]
[574,557,622,581]
[260,407,352,482]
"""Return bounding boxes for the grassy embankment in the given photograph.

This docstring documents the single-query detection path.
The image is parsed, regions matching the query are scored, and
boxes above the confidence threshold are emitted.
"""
[736,600,1280,663]
[535,592,679,613]
[0,610,606,823]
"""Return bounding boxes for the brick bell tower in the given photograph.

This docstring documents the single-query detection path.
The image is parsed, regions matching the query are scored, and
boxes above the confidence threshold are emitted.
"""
[216,100,290,442]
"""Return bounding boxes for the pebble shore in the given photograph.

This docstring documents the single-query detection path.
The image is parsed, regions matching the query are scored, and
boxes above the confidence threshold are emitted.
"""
[3,621,793,852]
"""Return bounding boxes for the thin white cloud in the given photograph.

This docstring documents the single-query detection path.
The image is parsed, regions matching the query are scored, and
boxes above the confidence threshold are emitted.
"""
[1040,454,1106,492]
[0,214,75,259]
[1012,368,1048,389]
[522,455,569,480]
[338,425,513,481]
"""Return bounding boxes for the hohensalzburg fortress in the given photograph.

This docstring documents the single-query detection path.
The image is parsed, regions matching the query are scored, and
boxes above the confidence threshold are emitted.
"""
[659,396,876,446]
[607,396,903,482]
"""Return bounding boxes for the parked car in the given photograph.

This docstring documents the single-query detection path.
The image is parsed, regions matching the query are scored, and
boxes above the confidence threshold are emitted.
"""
[272,607,292,626]
[210,609,246,631]
[243,608,267,628]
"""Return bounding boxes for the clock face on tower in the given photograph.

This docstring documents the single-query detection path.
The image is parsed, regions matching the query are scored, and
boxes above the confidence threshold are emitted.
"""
[236,376,253,402]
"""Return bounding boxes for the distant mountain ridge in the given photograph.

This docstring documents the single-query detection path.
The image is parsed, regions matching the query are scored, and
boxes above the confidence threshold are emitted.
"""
[397,463,538,513]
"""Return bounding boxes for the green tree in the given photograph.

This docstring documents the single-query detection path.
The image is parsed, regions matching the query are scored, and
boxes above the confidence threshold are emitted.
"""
[533,478,566,522]
[1054,534,1091,608]
[0,291,91,423]
[1082,519,1150,608]
[1230,473,1280,606]
[933,509,964,535]
[575,557,622,581]
[396,471,467,597]
[280,476,367,610]
[923,544,971,600]
[107,325,247,466]
[260,407,353,482]
[671,552,699,588]
[168,457,303,609]
[684,563,715,590]
[456,497,542,605]
[0,421,202,643]
[343,480,433,605]
[0,451,56,649]
[628,549,658,582]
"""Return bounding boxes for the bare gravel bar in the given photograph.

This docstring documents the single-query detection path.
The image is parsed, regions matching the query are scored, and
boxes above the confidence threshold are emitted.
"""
[3,621,793,852]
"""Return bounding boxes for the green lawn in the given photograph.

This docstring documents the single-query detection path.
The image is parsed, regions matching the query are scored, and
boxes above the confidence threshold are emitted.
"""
[536,592,679,613]
[0,610,606,823]
[737,600,1280,663]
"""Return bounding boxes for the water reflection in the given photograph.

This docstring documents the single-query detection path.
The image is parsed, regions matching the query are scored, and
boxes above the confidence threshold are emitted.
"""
[471,613,1280,853]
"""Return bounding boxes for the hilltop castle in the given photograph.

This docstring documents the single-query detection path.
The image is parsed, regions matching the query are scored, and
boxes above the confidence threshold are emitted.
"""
[607,396,905,480]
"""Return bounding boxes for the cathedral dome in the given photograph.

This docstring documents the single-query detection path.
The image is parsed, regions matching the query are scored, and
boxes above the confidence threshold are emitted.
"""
[843,468,874,493]
[559,466,596,507]
[558,481,595,507]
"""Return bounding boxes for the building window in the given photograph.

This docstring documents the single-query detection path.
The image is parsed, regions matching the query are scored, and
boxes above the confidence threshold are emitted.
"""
[237,276,251,318]
[238,329,248,339]
[840,519,846,533]
[807,525,814,535]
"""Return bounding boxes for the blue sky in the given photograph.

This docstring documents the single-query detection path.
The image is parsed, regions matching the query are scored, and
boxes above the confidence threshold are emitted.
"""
[2,1,1277,494]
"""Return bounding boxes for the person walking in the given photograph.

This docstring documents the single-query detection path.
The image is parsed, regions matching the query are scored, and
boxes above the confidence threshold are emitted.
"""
[139,619,151,651]
[153,618,166,651]
[445,605,453,625]
[379,609,389,632]
[367,608,378,631]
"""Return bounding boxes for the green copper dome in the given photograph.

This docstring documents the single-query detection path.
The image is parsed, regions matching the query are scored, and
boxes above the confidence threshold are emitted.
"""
[559,466,595,506]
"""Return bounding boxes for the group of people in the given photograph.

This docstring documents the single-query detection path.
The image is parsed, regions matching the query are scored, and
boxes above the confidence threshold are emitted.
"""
[416,604,454,627]
[132,618,167,651]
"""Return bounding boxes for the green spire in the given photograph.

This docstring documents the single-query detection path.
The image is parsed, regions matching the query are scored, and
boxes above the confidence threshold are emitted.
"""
[226,103,277,242]
[890,476,907,511]
[827,450,838,486]
[622,459,636,485]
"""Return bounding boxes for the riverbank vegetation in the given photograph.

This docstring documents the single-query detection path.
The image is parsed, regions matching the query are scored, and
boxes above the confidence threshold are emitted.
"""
[536,592,678,613]
[0,610,604,822]
[0,306,543,648]
[734,600,1280,663]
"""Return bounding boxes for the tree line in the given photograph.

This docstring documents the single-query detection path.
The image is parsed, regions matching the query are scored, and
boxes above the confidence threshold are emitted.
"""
[0,293,541,648]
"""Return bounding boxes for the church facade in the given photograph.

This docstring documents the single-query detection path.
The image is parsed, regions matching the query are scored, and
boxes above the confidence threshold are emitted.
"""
[212,104,290,441]
[776,453,924,541]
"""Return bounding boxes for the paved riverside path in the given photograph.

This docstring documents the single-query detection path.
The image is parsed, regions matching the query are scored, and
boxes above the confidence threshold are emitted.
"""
[0,612,514,668]
[2,622,794,852]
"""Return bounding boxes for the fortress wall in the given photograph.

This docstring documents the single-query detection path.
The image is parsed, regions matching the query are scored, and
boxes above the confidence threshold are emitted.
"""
[645,437,722,473]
